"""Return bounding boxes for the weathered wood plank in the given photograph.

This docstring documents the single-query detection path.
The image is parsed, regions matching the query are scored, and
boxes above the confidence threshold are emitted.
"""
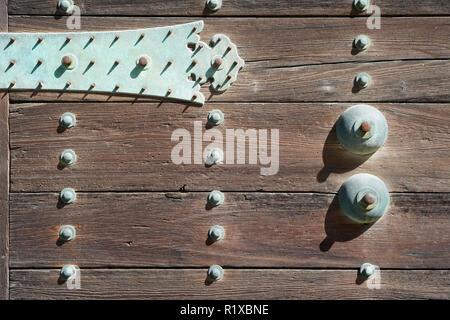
[8,0,450,16]
[10,103,450,193]
[10,269,450,300]
[7,17,450,102]
[0,0,8,301]
[9,193,450,268]
[9,17,450,68]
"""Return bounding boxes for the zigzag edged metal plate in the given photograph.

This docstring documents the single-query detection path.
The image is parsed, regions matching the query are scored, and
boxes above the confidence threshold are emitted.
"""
[0,21,244,105]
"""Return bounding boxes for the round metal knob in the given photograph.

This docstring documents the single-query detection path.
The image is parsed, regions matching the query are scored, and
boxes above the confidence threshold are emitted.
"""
[59,225,76,241]
[207,110,224,126]
[59,112,76,129]
[57,0,74,14]
[205,148,223,166]
[354,34,370,51]
[60,149,77,166]
[60,188,77,204]
[208,190,224,206]
[336,104,388,155]
[354,0,370,12]
[208,225,225,241]
[355,72,371,89]
[206,0,222,11]
[60,264,77,279]
[360,263,376,278]
[338,173,390,224]
[207,265,224,281]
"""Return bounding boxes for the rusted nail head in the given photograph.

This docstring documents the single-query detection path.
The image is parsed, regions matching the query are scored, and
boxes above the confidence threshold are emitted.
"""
[213,57,223,67]
[362,193,376,205]
[138,57,148,67]
[61,56,72,66]
[360,121,371,133]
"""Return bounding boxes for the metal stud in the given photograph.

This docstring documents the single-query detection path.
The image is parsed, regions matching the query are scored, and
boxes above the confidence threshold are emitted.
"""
[207,109,224,126]
[338,173,390,224]
[207,265,224,281]
[360,263,376,278]
[355,72,371,89]
[354,34,370,51]
[60,149,77,166]
[336,104,388,155]
[59,225,76,241]
[213,57,223,68]
[206,0,222,11]
[60,264,77,280]
[205,148,223,166]
[59,112,76,128]
[61,55,72,66]
[59,188,77,204]
[354,0,370,12]
[208,225,225,241]
[207,190,225,206]
[57,0,75,14]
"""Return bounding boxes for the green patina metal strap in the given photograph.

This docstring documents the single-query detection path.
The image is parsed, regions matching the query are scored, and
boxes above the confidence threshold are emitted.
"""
[0,21,244,105]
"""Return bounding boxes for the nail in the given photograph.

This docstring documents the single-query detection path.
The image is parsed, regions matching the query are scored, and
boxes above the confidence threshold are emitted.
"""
[359,263,376,278]
[59,112,76,128]
[59,225,76,241]
[208,225,225,241]
[61,55,72,66]
[60,264,77,280]
[207,190,225,206]
[213,57,223,68]
[60,149,77,165]
[59,188,76,204]
[138,56,148,67]
[207,265,224,281]
[360,121,371,133]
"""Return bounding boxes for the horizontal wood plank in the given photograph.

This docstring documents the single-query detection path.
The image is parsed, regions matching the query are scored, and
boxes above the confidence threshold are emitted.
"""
[9,193,450,268]
[10,269,450,300]
[7,17,450,103]
[8,0,450,16]
[10,103,450,193]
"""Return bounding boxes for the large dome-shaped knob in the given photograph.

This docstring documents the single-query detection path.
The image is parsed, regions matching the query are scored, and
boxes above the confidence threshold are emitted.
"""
[336,104,388,155]
[338,173,390,224]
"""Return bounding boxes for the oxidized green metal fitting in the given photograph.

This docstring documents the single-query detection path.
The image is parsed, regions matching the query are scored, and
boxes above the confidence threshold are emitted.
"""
[208,225,225,241]
[57,0,74,14]
[206,0,222,11]
[355,72,371,89]
[59,225,76,241]
[354,34,370,51]
[336,104,388,155]
[207,109,224,126]
[60,264,77,279]
[60,188,77,204]
[207,265,224,281]
[0,21,244,106]
[338,173,390,224]
[208,190,225,206]
[60,149,77,165]
[59,112,76,128]
[353,0,370,12]
[205,148,224,165]
[360,263,376,277]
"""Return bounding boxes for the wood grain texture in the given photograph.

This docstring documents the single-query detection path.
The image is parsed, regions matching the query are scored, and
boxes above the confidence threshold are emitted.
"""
[8,0,450,16]
[9,193,450,268]
[10,103,450,193]
[10,269,450,300]
[0,0,8,301]
[7,17,450,103]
